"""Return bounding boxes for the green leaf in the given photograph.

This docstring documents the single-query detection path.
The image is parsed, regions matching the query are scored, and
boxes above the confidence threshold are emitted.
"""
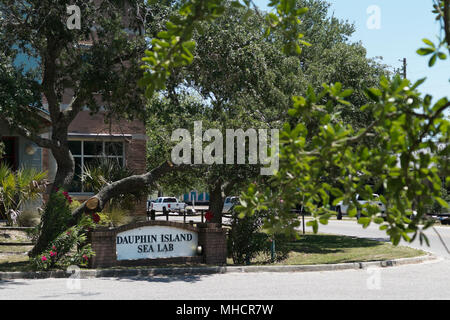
[365,88,381,102]
[411,77,426,89]
[348,207,357,217]
[358,217,371,228]
[437,52,447,60]
[429,54,437,67]
[435,197,449,208]
[422,38,435,47]
[417,48,434,56]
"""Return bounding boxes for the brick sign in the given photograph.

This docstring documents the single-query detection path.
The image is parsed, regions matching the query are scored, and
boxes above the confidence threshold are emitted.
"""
[89,221,227,268]
[116,225,198,260]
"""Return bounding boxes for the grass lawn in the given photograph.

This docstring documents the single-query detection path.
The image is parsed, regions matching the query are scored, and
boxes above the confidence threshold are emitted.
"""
[0,229,32,243]
[0,244,33,272]
[0,233,426,272]
[227,233,427,266]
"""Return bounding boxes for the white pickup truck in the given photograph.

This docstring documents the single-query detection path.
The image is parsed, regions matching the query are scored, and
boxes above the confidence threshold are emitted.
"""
[336,194,386,220]
[222,196,240,214]
[148,197,187,214]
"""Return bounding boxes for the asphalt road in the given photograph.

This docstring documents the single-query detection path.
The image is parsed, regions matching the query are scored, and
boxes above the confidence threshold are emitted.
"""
[1,217,449,300]
[0,258,449,300]
[300,219,450,258]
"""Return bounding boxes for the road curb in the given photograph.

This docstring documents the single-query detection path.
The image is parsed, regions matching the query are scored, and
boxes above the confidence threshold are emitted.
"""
[0,254,438,280]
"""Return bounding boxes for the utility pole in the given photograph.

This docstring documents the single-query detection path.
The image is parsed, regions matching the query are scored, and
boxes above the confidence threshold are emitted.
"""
[401,58,407,79]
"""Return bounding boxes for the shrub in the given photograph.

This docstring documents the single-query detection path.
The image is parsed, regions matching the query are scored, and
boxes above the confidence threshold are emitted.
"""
[17,210,40,227]
[98,207,131,227]
[69,199,82,212]
[227,209,292,265]
[227,210,268,265]
[29,190,73,256]
[0,163,47,225]
[31,214,96,270]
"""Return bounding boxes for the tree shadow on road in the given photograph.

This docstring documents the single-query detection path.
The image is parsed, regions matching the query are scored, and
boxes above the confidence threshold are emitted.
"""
[0,260,32,273]
[109,273,208,283]
[287,234,384,254]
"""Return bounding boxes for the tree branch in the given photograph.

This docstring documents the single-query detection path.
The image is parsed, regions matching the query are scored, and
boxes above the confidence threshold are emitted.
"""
[69,161,192,225]
[0,117,55,149]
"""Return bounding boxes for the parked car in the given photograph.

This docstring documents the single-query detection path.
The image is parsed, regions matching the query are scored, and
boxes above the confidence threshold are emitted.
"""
[148,197,187,214]
[431,212,450,225]
[222,196,240,214]
[335,194,386,220]
[440,214,450,225]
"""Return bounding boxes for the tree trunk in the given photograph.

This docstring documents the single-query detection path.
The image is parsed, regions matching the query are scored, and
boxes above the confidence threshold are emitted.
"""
[209,182,224,225]
[50,145,75,190]
[30,135,76,256]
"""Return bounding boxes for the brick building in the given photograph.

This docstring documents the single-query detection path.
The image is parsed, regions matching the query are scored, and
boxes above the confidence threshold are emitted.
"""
[1,2,148,216]
[1,112,148,216]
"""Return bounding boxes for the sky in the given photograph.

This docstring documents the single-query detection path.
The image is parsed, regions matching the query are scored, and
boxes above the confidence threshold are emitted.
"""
[253,0,450,104]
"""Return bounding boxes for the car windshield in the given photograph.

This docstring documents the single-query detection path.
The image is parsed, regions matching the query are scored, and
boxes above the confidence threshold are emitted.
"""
[231,197,240,204]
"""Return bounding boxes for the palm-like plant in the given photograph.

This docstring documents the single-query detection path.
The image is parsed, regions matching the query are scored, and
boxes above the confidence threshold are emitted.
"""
[82,158,149,211]
[0,163,48,225]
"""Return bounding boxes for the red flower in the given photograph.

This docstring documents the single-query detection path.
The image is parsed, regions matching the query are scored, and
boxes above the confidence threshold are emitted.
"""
[92,213,100,223]
[52,246,56,250]
[50,251,57,257]
[82,255,89,261]
[205,211,214,222]
[41,256,47,262]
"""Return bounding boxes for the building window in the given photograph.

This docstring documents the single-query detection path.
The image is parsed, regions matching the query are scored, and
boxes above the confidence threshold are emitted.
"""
[68,140,125,193]
[0,137,18,171]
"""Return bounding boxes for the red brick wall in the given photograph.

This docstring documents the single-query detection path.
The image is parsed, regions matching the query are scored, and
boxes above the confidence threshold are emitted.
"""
[68,111,145,136]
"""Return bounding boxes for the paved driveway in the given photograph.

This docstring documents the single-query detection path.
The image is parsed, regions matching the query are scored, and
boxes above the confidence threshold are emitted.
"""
[1,217,449,300]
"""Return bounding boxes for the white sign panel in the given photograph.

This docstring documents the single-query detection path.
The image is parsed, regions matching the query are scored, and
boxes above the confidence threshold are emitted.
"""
[116,226,198,261]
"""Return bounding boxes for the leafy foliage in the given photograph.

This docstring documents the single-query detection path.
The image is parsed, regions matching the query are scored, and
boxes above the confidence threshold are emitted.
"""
[227,209,289,264]
[139,0,310,98]
[98,207,132,228]
[416,1,449,67]
[238,76,449,245]
[82,157,150,211]
[30,190,74,256]
[0,163,47,225]
[30,215,96,271]
[145,1,388,221]
[142,0,449,246]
